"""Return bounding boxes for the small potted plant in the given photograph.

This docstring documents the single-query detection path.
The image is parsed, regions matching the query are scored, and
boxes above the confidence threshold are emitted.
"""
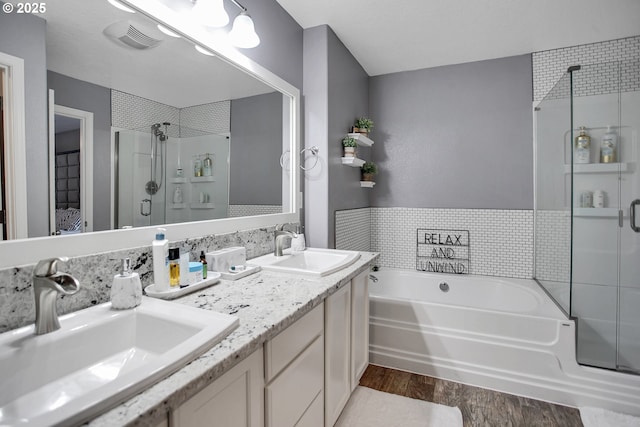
[361,161,377,181]
[342,136,357,157]
[353,117,374,136]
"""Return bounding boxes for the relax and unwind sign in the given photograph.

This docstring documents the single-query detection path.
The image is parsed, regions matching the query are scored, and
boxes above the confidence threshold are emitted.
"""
[416,229,470,274]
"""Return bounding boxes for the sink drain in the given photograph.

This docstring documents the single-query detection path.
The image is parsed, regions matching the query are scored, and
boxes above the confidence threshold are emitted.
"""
[439,282,449,292]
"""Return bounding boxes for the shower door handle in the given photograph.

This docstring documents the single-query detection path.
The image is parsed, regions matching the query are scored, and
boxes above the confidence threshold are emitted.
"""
[140,199,151,217]
[631,199,640,232]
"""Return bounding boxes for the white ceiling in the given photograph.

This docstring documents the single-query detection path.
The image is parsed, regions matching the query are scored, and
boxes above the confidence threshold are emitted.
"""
[32,0,274,108]
[276,0,640,76]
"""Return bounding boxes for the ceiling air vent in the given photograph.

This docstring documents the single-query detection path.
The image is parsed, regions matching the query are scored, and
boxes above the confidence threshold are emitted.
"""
[103,21,163,50]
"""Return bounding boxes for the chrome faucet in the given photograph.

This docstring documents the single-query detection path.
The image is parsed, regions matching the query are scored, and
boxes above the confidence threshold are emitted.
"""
[33,257,80,335]
[274,224,297,257]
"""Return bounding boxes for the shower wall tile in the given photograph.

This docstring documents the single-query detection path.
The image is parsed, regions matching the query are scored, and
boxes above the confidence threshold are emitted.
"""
[180,101,230,136]
[335,207,533,279]
[335,208,371,252]
[533,35,640,101]
[228,204,282,217]
[111,90,180,135]
[0,224,297,334]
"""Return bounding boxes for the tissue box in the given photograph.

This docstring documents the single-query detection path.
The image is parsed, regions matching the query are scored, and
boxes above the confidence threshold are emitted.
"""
[206,247,246,273]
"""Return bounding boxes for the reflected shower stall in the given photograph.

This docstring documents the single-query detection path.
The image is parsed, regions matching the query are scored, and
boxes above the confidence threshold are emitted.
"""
[535,60,640,373]
[114,123,230,228]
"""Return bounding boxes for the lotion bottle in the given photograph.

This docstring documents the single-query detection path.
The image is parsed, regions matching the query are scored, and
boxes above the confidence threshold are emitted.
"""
[111,258,142,310]
[152,228,169,291]
[574,126,591,164]
[291,225,306,252]
[600,126,617,163]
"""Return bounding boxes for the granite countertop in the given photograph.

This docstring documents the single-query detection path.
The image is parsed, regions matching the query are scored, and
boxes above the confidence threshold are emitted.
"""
[86,251,378,427]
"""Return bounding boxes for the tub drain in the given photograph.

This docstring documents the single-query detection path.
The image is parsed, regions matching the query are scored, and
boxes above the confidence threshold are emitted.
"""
[439,282,449,292]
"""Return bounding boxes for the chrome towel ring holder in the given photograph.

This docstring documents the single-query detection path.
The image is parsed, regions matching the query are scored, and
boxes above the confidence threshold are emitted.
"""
[280,146,320,171]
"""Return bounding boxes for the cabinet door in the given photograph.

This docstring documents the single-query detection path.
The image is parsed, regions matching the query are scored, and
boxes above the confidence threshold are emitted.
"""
[350,270,369,391]
[173,348,264,427]
[324,284,351,427]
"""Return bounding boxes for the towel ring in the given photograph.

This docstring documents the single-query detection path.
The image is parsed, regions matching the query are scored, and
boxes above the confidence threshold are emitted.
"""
[279,146,320,171]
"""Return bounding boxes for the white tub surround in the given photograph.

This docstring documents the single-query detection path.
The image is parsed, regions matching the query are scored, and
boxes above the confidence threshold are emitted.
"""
[78,252,377,426]
[368,268,640,416]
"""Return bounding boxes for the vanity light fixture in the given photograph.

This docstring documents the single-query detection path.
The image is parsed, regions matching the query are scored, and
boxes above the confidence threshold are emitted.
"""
[107,0,135,13]
[194,44,216,56]
[192,0,229,28]
[228,10,260,48]
[157,25,181,38]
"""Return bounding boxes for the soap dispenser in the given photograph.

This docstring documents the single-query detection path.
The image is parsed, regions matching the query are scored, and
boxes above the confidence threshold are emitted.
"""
[111,258,143,310]
[291,225,306,252]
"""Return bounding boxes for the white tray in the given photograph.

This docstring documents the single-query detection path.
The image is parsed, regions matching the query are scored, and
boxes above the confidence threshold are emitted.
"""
[145,272,221,300]
[219,264,261,281]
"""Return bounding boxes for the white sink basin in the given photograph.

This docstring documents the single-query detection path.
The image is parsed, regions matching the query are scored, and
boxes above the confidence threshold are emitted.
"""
[251,248,361,277]
[0,297,238,427]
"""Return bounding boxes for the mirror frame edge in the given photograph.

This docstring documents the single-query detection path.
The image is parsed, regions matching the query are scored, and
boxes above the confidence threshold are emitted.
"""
[0,0,301,268]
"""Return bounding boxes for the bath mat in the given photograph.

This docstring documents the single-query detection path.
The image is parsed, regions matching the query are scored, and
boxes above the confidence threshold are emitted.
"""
[335,386,463,427]
[580,406,640,427]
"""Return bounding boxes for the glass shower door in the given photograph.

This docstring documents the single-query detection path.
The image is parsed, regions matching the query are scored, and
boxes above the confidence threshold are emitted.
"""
[617,60,640,373]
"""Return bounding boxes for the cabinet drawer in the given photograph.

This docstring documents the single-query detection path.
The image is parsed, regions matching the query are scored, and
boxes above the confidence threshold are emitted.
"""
[296,390,323,427]
[265,335,324,427]
[265,303,323,381]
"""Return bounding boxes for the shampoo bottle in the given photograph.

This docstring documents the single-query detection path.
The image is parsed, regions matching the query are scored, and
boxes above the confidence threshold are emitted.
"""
[152,228,169,292]
[574,126,591,164]
[203,153,213,177]
[169,248,180,288]
[173,185,183,204]
[111,258,142,310]
[600,126,617,163]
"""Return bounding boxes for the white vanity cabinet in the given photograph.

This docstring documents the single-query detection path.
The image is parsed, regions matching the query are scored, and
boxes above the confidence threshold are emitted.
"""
[324,271,370,427]
[172,348,265,427]
[264,303,325,427]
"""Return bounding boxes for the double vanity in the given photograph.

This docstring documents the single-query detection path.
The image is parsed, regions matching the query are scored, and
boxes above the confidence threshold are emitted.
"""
[0,248,377,427]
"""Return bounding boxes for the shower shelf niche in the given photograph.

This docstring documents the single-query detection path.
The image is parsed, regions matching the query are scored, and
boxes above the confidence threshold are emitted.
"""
[190,176,216,183]
[563,163,631,174]
[191,203,214,209]
[573,208,624,218]
[171,203,186,209]
[170,177,188,183]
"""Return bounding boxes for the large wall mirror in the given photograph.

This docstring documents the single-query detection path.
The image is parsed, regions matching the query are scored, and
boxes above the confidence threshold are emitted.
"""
[0,0,300,267]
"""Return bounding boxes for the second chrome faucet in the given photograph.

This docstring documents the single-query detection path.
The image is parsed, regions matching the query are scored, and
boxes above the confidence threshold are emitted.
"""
[274,224,297,257]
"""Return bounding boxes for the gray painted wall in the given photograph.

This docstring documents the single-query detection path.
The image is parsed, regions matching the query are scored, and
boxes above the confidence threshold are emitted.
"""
[55,129,80,153]
[369,54,534,209]
[303,25,369,248]
[326,28,370,247]
[48,71,112,231]
[237,0,303,90]
[0,10,48,237]
[229,92,283,205]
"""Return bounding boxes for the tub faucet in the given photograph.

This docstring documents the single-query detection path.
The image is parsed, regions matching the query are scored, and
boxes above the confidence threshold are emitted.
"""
[274,224,297,257]
[33,257,80,335]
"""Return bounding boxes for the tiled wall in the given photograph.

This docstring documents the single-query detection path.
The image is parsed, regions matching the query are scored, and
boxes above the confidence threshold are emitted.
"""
[534,210,571,284]
[533,35,640,101]
[0,224,296,334]
[335,208,371,252]
[228,205,282,218]
[336,207,533,279]
[111,90,230,136]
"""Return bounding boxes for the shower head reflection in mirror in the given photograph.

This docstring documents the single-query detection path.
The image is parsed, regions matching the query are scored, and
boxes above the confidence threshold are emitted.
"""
[0,0,300,267]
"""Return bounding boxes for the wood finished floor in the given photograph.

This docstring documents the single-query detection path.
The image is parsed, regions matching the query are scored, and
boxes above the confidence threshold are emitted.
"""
[359,365,583,427]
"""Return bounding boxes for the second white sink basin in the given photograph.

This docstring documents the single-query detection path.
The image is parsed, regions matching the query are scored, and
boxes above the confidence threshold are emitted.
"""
[251,248,361,277]
[0,297,238,427]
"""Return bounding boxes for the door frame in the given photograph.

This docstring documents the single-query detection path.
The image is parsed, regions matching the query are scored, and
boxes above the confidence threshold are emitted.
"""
[0,52,28,239]
[49,99,94,234]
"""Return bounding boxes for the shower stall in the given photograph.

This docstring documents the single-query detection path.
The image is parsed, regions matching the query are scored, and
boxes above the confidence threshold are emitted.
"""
[114,124,230,228]
[535,60,640,374]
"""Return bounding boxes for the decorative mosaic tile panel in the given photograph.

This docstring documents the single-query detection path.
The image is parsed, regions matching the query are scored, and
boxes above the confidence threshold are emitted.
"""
[228,205,282,217]
[533,36,640,101]
[335,208,371,252]
[180,101,230,136]
[111,90,180,135]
